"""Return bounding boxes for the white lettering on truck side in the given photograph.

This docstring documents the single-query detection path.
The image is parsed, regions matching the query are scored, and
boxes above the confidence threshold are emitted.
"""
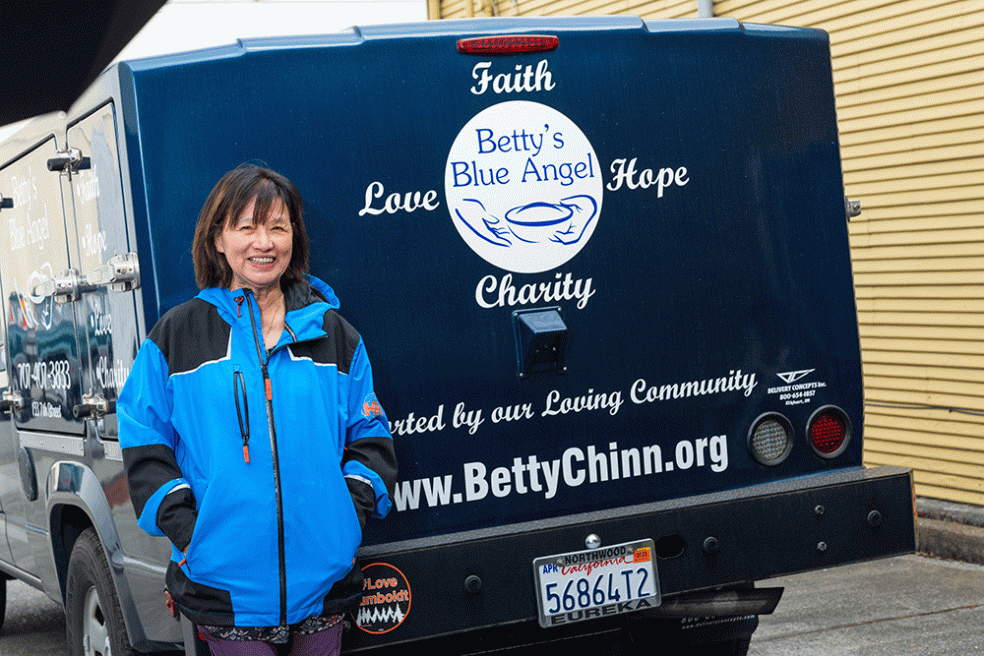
[630,370,758,402]
[542,388,623,417]
[358,181,440,216]
[396,436,729,510]
[475,272,596,310]
[470,60,556,95]
[76,173,100,204]
[607,158,689,198]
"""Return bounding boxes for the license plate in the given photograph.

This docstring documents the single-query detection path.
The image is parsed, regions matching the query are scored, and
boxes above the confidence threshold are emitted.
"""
[533,539,660,628]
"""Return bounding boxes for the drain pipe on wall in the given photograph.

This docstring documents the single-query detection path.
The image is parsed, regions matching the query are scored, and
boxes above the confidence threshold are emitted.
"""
[698,0,714,18]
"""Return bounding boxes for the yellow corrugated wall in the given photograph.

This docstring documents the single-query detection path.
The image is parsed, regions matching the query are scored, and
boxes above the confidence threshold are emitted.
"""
[708,0,984,507]
[433,0,696,19]
[429,0,984,505]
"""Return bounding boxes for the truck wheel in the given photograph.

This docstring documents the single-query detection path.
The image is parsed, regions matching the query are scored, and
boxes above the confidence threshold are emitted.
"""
[65,527,132,656]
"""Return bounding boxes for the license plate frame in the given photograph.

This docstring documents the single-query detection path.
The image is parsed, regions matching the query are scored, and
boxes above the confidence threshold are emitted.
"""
[532,539,660,628]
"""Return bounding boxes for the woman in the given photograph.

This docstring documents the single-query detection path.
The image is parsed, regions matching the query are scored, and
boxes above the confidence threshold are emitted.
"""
[119,166,396,655]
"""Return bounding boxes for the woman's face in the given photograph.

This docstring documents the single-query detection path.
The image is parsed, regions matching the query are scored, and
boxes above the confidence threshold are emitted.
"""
[214,197,293,293]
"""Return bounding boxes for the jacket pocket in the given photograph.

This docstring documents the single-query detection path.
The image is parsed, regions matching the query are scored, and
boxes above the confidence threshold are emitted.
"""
[166,561,235,626]
[322,560,364,616]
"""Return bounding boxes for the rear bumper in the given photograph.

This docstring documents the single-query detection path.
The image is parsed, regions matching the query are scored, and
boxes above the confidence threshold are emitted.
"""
[348,465,914,649]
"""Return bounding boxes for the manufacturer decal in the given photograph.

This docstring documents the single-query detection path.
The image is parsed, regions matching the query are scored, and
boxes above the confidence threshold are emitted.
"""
[356,562,412,634]
[681,615,757,631]
[776,369,814,384]
[445,100,602,274]
[767,369,827,406]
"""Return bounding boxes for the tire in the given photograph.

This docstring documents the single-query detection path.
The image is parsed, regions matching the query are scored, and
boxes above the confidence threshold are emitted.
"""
[65,527,132,656]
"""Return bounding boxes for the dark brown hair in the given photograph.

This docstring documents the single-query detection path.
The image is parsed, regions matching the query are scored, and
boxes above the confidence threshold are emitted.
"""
[192,166,310,290]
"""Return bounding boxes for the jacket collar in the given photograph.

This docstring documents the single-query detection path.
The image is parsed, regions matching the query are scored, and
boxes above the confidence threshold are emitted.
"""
[285,274,340,312]
[197,274,341,342]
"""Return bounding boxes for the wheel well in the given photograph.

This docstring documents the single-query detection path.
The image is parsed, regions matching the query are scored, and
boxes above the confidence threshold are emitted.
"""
[50,504,93,603]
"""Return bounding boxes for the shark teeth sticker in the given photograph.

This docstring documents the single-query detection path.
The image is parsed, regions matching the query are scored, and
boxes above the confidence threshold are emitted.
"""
[356,562,412,634]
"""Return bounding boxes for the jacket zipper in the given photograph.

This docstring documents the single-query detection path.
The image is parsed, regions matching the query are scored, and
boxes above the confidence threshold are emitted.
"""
[233,370,250,463]
[241,289,289,630]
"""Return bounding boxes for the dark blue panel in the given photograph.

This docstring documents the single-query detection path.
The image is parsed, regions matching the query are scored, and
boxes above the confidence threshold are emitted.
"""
[119,18,862,545]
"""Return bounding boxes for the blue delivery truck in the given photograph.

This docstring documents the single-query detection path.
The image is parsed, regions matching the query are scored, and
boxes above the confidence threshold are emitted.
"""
[0,16,914,656]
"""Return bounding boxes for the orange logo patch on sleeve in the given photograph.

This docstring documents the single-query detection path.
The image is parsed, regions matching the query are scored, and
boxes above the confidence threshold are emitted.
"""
[362,394,383,419]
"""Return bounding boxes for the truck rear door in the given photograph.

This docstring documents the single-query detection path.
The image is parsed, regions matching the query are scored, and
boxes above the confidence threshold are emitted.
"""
[0,132,84,580]
[115,16,912,648]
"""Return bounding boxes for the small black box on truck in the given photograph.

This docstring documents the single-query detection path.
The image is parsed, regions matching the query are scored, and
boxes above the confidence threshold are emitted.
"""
[0,16,914,655]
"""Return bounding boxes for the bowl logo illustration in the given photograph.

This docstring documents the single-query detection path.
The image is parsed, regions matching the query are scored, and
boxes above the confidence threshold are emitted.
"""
[445,101,602,274]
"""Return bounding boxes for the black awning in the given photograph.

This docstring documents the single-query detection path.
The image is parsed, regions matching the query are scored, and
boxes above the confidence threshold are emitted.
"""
[1,0,167,125]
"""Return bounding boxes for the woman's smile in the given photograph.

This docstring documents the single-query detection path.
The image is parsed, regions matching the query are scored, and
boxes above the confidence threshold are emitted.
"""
[214,197,293,293]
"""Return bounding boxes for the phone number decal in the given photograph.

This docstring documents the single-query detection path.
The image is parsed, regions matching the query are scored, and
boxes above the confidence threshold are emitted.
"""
[16,359,71,391]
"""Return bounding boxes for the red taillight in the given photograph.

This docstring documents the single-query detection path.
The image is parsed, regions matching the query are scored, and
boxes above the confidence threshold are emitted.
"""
[457,35,559,55]
[807,407,850,458]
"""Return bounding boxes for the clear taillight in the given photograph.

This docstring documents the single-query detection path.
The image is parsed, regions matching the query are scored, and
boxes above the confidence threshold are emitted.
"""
[748,413,793,466]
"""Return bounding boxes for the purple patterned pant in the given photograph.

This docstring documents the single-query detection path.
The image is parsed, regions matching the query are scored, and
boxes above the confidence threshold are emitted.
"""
[198,623,343,656]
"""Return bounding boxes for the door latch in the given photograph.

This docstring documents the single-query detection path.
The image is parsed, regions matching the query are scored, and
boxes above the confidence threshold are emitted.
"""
[32,268,94,303]
[47,146,91,174]
[73,393,114,420]
[87,252,141,292]
[0,389,24,414]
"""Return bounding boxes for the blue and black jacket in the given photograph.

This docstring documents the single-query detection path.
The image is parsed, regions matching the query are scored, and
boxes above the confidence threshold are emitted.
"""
[119,275,396,628]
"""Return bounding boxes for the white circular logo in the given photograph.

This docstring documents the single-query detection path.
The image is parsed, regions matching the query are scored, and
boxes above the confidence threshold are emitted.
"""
[445,101,602,274]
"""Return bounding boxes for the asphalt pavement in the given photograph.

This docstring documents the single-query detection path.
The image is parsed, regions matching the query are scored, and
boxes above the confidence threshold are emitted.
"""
[750,554,984,655]
[2,577,66,655]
